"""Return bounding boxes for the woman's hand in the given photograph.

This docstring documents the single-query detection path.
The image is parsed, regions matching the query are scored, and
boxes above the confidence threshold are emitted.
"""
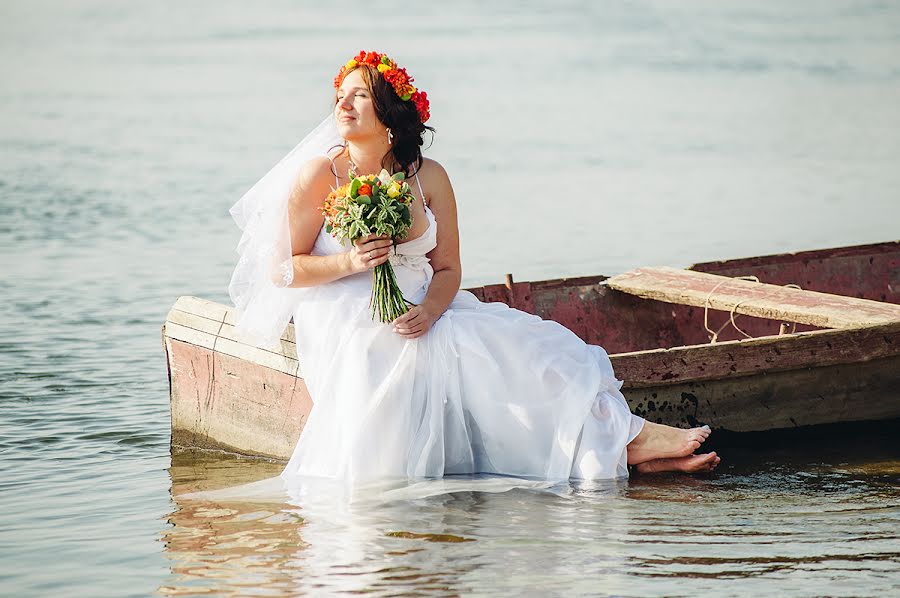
[392,303,439,339]
[348,234,393,274]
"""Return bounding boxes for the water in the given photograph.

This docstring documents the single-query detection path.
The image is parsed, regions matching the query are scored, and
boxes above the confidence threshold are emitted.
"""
[163,433,899,597]
[1,1,899,595]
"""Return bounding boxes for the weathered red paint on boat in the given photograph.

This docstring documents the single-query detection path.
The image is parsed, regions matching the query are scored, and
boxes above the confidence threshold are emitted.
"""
[457,241,900,432]
[470,240,900,353]
[166,336,310,459]
[693,240,900,302]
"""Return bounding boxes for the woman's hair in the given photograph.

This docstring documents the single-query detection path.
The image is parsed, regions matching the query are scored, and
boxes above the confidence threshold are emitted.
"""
[336,64,435,177]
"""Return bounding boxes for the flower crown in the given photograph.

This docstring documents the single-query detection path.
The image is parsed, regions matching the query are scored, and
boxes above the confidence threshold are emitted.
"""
[334,51,431,123]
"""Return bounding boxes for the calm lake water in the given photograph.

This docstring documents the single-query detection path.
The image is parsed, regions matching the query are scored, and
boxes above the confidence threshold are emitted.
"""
[2,1,899,596]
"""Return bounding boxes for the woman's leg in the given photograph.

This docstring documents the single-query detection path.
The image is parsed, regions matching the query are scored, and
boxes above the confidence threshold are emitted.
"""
[633,452,721,474]
[625,420,713,465]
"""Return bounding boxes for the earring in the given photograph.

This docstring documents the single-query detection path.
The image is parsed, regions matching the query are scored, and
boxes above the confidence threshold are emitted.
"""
[386,128,393,145]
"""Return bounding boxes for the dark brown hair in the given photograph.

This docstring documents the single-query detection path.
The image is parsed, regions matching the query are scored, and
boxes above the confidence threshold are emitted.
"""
[335,65,435,177]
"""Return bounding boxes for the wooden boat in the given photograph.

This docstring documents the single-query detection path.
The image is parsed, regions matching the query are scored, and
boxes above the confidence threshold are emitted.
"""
[162,241,900,460]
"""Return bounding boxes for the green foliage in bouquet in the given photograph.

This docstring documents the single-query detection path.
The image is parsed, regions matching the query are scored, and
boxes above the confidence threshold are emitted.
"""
[322,169,417,322]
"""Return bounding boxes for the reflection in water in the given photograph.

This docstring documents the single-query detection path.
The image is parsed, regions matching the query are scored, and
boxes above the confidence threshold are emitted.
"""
[161,453,301,596]
[161,450,637,595]
[160,431,900,596]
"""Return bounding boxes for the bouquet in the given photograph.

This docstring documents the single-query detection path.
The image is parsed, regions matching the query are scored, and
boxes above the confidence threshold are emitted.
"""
[322,168,416,323]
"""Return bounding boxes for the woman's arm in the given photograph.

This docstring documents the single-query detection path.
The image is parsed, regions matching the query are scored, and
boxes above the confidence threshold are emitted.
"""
[282,157,393,287]
[392,159,462,338]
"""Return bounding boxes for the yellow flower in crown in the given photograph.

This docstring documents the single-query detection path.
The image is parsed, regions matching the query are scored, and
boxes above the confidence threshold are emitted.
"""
[334,50,431,123]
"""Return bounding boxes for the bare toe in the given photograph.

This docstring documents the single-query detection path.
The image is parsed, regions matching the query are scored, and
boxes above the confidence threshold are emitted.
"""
[701,453,721,472]
[689,425,712,442]
[628,422,715,464]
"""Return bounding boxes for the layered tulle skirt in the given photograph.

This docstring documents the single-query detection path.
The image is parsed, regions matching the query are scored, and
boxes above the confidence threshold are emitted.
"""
[280,266,644,499]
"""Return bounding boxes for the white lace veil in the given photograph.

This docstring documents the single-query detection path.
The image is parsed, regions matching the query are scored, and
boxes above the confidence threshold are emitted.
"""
[228,113,343,350]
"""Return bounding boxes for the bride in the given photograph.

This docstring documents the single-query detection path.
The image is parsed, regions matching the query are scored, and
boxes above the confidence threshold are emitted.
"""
[228,51,720,500]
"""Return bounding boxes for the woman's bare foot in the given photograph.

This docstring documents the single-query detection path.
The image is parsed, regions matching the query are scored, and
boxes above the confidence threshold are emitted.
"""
[634,452,720,474]
[626,421,712,465]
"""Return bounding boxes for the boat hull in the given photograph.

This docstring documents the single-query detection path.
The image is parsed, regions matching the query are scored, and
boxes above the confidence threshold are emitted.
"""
[163,241,900,459]
[622,354,900,432]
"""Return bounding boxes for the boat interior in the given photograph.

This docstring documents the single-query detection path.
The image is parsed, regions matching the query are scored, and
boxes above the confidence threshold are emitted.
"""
[464,241,900,355]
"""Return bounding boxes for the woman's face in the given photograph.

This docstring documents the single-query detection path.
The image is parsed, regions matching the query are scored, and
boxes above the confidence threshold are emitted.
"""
[334,68,382,140]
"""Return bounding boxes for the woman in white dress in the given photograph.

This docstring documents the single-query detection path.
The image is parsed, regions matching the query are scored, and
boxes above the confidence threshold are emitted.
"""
[228,51,720,499]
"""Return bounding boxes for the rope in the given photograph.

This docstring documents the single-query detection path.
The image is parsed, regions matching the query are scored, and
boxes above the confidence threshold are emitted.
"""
[702,276,802,343]
[703,276,759,343]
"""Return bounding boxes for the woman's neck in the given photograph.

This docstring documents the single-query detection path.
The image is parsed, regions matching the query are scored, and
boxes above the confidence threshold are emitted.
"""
[345,140,394,175]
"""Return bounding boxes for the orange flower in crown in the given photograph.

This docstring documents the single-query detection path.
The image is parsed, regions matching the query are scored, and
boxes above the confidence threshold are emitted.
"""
[334,51,431,123]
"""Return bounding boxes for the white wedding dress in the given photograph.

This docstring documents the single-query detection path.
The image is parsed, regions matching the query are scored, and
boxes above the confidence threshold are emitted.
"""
[277,173,645,500]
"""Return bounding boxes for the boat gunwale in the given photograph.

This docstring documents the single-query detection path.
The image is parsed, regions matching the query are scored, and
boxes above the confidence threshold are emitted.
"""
[689,239,899,271]
[610,320,900,389]
[165,296,900,388]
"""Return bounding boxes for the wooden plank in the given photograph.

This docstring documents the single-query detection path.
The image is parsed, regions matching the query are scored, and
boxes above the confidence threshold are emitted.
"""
[219,300,297,344]
[611,320,900,388]
[283,322,296,345]
[163,321,218,350]
[216,320,296,359]
[217,328,302,377]
[170,295,298,345]
[166,307,224,336]
[621,355,900,432]
[163,305,302,377]
[173,296,229,322]
[606,266,900,329]
[214,335,300,378]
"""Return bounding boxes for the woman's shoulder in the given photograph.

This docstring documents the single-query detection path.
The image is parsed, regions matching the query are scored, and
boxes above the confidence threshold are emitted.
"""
[286,155,338,211]
[418,156,449,179]
[293,155,336,191]
[415,158,455,212]
[417,157,452,194]
[301,154,336,182]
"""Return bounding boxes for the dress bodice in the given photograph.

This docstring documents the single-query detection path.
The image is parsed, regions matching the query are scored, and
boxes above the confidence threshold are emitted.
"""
[312,203,438,270]
[311,163,437,302]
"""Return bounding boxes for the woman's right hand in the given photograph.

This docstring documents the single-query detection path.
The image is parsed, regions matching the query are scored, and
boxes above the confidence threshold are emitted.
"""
[347,234,393,274]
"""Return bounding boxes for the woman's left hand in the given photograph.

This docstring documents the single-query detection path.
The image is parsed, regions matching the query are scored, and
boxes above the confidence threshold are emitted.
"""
[392,304,438,339]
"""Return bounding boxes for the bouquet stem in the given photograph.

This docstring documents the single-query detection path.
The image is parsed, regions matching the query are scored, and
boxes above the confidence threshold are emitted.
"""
[370,262,412,323]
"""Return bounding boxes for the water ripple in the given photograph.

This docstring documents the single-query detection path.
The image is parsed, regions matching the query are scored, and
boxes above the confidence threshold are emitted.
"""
[3,1,900,596]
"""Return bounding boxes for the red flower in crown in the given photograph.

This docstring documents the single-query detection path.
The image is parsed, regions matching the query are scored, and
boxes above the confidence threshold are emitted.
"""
[413,91,430,122]
[334,51,431,123]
